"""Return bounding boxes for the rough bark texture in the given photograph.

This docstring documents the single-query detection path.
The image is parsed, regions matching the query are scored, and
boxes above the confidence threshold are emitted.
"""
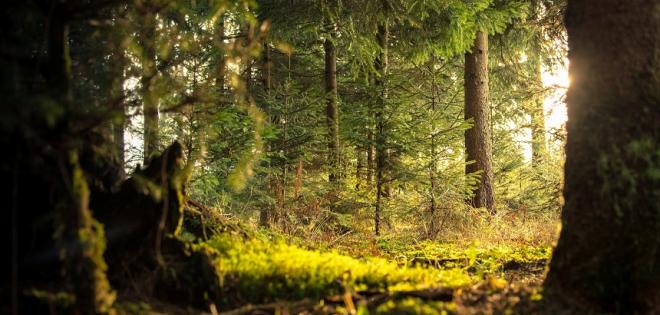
[464,31,494,213]
[374,23,389,236]
[141,10,159,163]
[544,1,660,313]
[325,37,340,183]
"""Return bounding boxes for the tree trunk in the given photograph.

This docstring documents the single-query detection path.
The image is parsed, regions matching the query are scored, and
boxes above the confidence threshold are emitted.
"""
[294,159,303,198]
[47,6,116,313]
[262,42,271,91]
[356,148,363,190]
[544,0,660,313]
[110,29,126,180]
[142,11,159,164]
[243,22,253,94]
[529,0,547,165]
[113,115,125,179]
[324,37,340,183]
[374,22,388,236]
[428,67,438,238]
[464,31,494,213]
[215,14,226,93]
[260,42,272,227]
[367,118,374,184]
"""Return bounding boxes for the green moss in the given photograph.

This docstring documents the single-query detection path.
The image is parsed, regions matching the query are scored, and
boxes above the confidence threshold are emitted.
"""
[381,240,551,277]
[200,234,473,306]
[66,151,116,314]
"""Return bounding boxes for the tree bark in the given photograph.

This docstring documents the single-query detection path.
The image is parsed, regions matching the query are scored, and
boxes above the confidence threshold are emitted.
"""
[529,0,547,166]
[243,22,253,94]
[112,114,125,179]
[324,37,340,183]
[110,29,126,180]
[374,22,388,236]
[464,31,495,213]
[428,66,438,238]
[367,114,375,184]
[262,42,271,91]
[216,14,226,93]
[47,5,116,312]
[544,0,660,313]
[356,148,363,189]
[141,11,159,164]
[260,42,272,227]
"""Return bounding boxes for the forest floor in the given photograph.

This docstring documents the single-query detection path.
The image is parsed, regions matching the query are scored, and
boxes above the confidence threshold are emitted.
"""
[114,210,558,315]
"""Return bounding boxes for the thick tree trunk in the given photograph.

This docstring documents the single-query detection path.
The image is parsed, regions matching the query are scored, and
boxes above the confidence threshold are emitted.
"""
[374,22,388,236]
[544,0,660,313]
[142,11,159,163]
[324,37,340,183]
[464,31,494,213]
[47,6,116,313]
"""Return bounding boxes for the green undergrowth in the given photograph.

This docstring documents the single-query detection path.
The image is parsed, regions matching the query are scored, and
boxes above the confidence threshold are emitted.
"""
[378,238,552,278]
[197,232,474,306]
[106,222,553,313]
[179,222,553,309]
